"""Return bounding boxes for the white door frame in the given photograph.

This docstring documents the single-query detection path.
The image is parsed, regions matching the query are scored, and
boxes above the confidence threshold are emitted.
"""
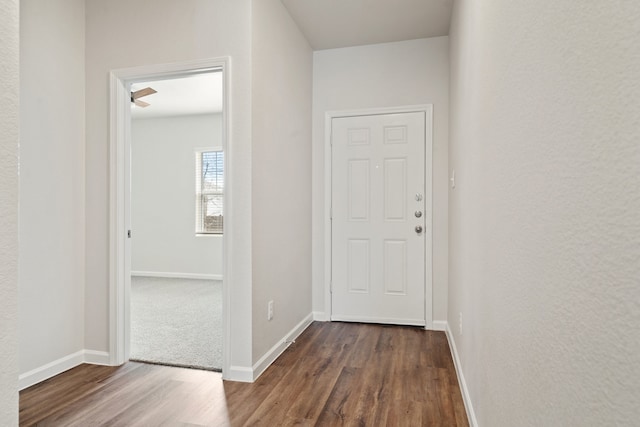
[324,105,434,329]
[108,57,231,374]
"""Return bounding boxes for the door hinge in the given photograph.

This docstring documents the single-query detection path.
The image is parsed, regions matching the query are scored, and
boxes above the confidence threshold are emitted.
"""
[127,230,131,238]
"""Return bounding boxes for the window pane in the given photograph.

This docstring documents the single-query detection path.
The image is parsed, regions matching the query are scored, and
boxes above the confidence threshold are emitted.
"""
[202,151,224,193]
[203,194,223,217]
[197,150,223,234]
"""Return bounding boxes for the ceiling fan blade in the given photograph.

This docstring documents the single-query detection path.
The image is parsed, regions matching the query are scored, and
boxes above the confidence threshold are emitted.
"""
[134,99,150,108]
[131,87,157,100]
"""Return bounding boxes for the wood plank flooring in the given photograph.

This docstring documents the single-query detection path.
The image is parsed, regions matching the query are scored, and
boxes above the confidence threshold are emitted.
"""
[20,322,468,426]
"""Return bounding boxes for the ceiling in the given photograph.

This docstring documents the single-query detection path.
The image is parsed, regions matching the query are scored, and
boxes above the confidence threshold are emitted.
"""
[130,72,222,119]
[132,1,452,118]
[281,0,453,50]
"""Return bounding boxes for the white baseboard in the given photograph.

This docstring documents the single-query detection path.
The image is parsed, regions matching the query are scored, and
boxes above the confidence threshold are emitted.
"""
[84,350,111,365]
[131,271,223,281]
[313,311,330,321]
[226,365,254,383]
[252,313,314,382]
[224,314,314,383]
[431,320,447,331]
[19,350,85,390]
[445,323,479,427]
[19,349,114,390]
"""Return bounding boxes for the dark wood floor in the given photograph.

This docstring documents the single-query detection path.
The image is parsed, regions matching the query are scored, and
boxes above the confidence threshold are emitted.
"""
[20,322,468,426]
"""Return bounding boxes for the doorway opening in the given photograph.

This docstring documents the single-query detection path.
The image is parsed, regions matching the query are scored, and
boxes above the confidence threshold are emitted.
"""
[129,72,224,371]
[109,58,230,375]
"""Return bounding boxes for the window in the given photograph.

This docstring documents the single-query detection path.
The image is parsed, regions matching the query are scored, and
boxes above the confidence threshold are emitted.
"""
[196,149,224,234]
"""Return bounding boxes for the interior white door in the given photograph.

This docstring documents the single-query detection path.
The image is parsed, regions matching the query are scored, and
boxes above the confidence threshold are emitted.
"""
[331,112,427,325]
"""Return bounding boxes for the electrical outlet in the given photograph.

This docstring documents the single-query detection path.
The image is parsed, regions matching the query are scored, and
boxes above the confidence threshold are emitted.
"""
[459,312,463,335]
[268,300,274,321]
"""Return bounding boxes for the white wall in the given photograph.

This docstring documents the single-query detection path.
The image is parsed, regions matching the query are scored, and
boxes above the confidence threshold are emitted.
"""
[19,0,86,375]
[251,0,313,363]
[132,114,223,278]
[85,0,253,370]
[449,0,640,425]
[312,37,449,322]
[0,0,19,423]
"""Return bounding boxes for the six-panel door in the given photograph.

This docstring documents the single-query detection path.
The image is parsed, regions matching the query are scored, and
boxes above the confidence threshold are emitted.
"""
[331,112,427,325]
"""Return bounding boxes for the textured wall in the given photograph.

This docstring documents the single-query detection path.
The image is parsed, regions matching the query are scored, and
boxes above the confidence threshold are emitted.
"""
[312,38,449,321]
[19,0,86,375]
[251,0,313,362]
[0,0,19,424]
[449,0,640,425]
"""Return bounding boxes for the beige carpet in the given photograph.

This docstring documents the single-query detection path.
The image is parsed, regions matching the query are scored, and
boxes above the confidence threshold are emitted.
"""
[129,276,222,371]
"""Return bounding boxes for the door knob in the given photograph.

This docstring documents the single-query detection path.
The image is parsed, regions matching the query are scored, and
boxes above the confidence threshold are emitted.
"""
[415,225,423,234]
[415,211,422,218]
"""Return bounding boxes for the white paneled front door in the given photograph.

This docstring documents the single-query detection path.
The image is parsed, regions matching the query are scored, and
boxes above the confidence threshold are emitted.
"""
[331,112,428,326]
